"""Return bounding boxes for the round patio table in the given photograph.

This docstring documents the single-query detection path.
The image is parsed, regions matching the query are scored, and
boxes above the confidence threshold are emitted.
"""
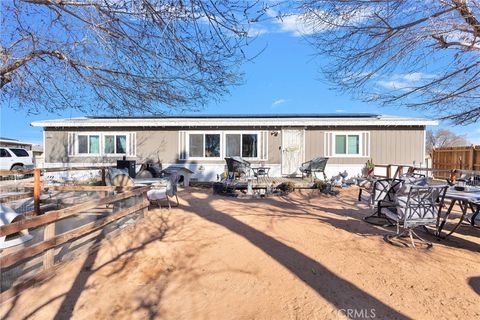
[252,167,270,178]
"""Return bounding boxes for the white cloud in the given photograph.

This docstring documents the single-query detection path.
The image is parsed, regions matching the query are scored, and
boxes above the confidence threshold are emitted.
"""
[376,80,411,90]
[377,72,436,90]
[274,14,321,36]
[247,25,270,37]
[402,72,434,81]
[267,7,373,37]
[267,9,328,37]
[271,99,287,107]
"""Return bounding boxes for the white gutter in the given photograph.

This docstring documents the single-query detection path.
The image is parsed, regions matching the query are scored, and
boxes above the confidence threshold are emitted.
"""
[32,117,438,128]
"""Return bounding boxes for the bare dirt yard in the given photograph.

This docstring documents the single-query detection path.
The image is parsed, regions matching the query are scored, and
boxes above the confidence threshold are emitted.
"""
[1,187,479,319]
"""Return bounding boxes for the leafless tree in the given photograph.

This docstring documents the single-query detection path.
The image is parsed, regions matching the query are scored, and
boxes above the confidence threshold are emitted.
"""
[426,128,468,154]
[0,0,266,114]
[298,0,480,125]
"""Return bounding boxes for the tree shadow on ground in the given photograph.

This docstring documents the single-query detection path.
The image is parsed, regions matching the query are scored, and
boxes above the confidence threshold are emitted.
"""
[468,276,480,296]
[182,193,410,320]
[51,210,172,320]
[223,190,480,253]
[2,209,171,320]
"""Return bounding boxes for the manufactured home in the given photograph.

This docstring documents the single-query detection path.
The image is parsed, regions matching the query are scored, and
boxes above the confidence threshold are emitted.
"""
[32,114,436,181]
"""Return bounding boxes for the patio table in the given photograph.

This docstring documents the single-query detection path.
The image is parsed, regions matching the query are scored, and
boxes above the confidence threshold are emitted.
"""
[436,187,480,238]
[251,167,270,178]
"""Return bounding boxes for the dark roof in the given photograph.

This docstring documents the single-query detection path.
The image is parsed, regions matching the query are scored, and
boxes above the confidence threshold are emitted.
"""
[0,137,19,141]
[87,113,380,119]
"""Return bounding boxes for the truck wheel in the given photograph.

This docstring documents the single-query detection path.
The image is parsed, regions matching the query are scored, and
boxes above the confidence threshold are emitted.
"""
[11,164,25,179]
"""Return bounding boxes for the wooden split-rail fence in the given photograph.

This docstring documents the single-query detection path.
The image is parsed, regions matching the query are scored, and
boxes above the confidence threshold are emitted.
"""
[0,166,151,300]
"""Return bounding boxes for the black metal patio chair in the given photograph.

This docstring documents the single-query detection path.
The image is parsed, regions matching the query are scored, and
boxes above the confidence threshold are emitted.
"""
[224,156,251,180]
[359,178,405,226]
[299,157,329,180]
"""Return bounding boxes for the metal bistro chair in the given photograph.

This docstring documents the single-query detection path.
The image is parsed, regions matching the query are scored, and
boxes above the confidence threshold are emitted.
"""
[224,156,251,180]
[299,157,329,181]
[360,178,404,226]
[383,185,448,248]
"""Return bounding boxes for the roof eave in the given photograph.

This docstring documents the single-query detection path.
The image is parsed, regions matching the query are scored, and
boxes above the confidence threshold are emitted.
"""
[31,117,438,128]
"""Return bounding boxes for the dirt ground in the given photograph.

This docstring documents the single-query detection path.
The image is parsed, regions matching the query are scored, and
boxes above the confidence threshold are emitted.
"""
[1,187,479,320]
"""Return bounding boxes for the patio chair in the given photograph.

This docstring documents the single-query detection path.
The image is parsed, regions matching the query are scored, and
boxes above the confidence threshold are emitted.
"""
[146,173,180,209]
[299,157,329,180]
[470,200,480,227]
[399,172,426,181]
[382,185,448,248]
[360,178,405,226]
[224,156,251,179]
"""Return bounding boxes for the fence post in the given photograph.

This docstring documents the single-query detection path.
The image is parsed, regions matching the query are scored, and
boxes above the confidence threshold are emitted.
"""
[101,168,106,185]
[34,168,41,215]
[43,222,55,270]
[386,165,391,178]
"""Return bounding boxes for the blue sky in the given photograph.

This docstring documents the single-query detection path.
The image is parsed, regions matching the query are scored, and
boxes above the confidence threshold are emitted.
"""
[1,11,479,145]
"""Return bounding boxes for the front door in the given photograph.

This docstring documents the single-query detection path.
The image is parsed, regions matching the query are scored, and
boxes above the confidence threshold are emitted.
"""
[281,129,304,176]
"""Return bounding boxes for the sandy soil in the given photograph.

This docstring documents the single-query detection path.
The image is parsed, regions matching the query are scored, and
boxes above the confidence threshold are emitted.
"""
[1,187,479,320]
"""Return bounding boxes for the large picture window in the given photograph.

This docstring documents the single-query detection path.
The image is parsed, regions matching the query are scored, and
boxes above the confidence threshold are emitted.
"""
[186,132,260,159]
[104,135,127,154]
[225,133,258,158]
[334,134,360,155]
[78,135,99,154]
[189,133,221,158]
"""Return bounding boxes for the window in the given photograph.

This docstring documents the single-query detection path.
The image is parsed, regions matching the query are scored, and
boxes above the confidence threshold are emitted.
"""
[78,135,99,154]
[205,134,220,157]
[0,149,11,157]
[189,133,221,158]
[10,148,29,157]
[225,133,258,158]
[334,134,360,155]
[189,134,204,157]
[226,134,241,157]
[71,132,134,157]
[242,134,257,158]
[104,135,127,154]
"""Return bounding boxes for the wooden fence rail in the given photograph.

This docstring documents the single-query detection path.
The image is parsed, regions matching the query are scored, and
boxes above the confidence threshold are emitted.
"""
[1,196,149,269]
[373,164,458,180]
[0,166,114,215]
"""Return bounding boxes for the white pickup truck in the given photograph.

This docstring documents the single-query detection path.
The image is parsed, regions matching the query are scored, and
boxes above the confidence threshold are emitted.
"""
[0,147,34,171]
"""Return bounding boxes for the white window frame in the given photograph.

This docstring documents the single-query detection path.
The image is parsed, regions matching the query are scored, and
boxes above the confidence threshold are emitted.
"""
[331,132,364,158]
[103,133,128,156]
[223,131,261,160]
[77,133,101,156]
[184,130,261,160]
[186,131,223,160]
[71,132,133,157]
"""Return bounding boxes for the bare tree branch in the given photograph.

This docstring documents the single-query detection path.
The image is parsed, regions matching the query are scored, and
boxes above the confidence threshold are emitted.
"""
[298,0,480,125]
[1,0,267,114]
